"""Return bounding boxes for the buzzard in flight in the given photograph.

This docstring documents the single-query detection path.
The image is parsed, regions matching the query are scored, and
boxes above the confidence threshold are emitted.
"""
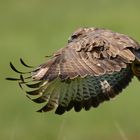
[6,27,140,115]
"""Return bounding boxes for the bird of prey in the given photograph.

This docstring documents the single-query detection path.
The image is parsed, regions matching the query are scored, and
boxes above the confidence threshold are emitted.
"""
[6,27,140,115]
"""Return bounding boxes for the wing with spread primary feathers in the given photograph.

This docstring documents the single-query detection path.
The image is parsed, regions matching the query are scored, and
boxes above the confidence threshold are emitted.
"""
[6,27,140,115]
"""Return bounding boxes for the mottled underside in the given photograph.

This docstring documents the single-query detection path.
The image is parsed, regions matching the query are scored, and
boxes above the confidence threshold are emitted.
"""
[7,27,140,114]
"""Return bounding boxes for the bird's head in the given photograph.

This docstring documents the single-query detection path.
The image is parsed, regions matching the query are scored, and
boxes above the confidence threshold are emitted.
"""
[68,27,96,43]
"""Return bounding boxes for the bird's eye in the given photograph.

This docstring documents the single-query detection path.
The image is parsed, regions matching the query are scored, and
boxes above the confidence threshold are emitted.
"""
[68,33,82,43]
[71,34,78,39]
[68,34,78,43]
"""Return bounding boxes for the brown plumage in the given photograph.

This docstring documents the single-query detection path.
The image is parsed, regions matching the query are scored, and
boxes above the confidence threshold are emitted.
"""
[6,27,140,115]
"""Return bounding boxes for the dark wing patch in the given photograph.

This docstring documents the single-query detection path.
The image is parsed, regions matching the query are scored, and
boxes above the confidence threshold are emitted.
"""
[24,66,133,115]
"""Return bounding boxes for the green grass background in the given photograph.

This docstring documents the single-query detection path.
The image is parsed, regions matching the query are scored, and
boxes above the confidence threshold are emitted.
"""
[1,0,140,139]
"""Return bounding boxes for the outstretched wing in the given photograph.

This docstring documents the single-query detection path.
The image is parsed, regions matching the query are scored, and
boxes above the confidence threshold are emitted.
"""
[32,28,139,81]
[6,27,140,114]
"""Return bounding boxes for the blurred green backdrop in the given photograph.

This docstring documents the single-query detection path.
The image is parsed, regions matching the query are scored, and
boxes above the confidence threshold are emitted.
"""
[1,0,140,140]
